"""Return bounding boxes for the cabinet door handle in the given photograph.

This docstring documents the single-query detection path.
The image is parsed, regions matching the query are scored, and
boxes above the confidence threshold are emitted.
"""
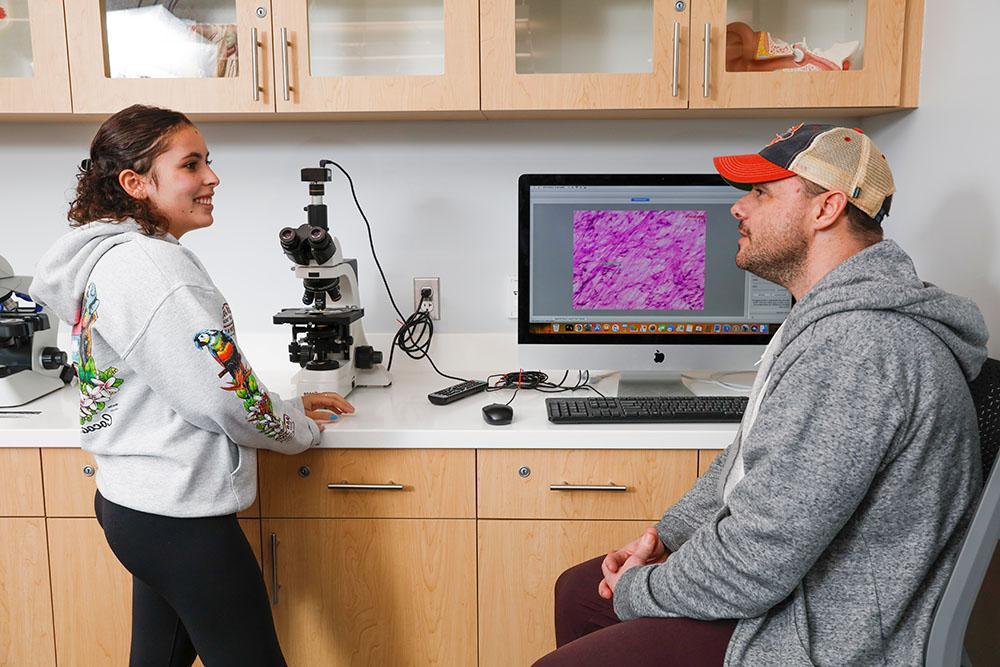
[280,27,291,102]
[703,22,711,98]
[327,483,405,491]
[672,21,680,97]
[251,27,262,102]
[269,532,279,605]
[549,483,628,492]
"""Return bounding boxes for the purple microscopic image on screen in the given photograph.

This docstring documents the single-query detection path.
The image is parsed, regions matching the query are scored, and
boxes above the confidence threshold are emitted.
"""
[572,209,707,311]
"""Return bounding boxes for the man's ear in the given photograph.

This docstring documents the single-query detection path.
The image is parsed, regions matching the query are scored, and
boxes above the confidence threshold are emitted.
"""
[813,189,849,231]
[118,169,147,199]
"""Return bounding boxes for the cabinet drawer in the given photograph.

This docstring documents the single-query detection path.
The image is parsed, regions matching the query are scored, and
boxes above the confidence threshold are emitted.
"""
[260,449,476,519]
[478,449,698,520]
[41,449,259,518]
[0,449,44,516]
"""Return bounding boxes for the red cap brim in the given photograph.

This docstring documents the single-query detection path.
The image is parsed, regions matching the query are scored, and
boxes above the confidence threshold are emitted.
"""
[713,153,798,189]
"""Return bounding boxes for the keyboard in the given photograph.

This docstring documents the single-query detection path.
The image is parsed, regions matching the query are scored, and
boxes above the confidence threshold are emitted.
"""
[546,396,748,424]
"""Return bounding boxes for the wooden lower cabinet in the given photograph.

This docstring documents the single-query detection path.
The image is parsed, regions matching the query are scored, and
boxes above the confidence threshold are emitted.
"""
[46,517,261,667]
[0,518,56,666]
[263,518,477,667]
[477,519,652,667]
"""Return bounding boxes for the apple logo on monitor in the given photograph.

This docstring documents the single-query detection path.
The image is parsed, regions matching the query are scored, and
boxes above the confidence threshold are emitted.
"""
[653,350,665,363]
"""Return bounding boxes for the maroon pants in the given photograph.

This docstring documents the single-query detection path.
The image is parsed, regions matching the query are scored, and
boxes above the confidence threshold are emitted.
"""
[532,556,737,667]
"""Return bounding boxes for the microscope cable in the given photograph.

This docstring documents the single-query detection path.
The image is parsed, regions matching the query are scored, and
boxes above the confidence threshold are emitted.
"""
[319,160,468,383]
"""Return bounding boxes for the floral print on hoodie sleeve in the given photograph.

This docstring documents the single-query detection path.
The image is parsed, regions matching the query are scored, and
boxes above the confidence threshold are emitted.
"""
[74,283,124,425]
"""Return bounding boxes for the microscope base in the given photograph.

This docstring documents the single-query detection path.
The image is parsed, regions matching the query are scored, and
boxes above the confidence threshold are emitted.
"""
[293,364,392,400]
[0,370,68,408]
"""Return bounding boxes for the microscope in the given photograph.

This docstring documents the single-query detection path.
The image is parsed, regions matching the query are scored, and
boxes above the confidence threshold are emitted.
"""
[274,163,391,399]
[0,256,74,407]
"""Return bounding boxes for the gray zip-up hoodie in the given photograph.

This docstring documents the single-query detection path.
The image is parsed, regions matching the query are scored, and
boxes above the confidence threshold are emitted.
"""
[30,221,321,517]
[613,240,989,666]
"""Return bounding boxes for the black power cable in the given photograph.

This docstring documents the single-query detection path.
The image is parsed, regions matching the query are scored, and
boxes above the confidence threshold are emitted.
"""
[319,159,467,382]
[319,159,607,398]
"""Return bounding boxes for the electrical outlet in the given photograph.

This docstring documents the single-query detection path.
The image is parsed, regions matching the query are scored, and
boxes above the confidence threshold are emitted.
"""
[413,277,440,320]
[508,276,518,318]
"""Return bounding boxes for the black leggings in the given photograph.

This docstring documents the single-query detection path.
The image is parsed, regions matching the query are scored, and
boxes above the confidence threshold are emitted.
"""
[94,491,286,667]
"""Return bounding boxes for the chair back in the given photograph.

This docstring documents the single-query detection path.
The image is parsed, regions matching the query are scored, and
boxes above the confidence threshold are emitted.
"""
[925,357,1000,666]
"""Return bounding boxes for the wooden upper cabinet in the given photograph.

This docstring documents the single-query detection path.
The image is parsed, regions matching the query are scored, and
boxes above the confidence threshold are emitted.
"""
[269,0,479,115]
[64,0,275,114]
[690,0,908,109]
[481,0,690,114]
[0,0,72,113]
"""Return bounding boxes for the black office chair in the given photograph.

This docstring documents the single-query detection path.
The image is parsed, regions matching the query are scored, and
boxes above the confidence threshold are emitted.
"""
[925,357,1000,666]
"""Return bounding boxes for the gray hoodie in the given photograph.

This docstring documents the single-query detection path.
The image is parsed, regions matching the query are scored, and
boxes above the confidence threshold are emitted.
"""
[30,221,321,517]
[613,240,989,666]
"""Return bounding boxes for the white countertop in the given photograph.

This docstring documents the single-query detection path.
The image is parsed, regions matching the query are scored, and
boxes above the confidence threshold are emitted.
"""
[0,334,742,450]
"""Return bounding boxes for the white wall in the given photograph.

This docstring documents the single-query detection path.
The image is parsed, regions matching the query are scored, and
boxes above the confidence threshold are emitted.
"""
[863,0,1000,357]
[1,1,996,353]
[1,116,847,336]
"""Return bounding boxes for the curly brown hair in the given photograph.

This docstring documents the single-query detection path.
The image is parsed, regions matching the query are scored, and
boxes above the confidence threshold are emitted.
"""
[68,105,194,235]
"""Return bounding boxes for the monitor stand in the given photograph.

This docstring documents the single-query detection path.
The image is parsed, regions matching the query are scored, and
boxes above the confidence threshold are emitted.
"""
[608,371,694,397]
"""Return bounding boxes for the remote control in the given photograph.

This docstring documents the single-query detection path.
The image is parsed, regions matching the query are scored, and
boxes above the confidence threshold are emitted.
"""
[428,379,488,405]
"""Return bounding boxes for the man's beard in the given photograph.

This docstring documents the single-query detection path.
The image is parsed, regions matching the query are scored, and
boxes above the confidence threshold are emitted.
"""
[735,226,808,288]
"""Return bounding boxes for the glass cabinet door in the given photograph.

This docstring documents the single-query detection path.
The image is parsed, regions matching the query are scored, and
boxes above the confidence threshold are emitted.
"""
[691,0,906,108]
[270,0,479,115]
[481,0,689,114]
[64,0,273,114]
[0,0,71,113]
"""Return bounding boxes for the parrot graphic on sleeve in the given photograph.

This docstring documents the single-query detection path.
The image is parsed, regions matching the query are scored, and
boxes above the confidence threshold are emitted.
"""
[193,328,294,441]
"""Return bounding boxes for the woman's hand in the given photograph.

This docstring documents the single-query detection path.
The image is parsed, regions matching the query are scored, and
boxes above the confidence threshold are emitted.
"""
[302,392,355,431]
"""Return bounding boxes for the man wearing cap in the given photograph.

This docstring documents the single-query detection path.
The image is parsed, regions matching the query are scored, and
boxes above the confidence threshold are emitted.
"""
[534,125,989,666]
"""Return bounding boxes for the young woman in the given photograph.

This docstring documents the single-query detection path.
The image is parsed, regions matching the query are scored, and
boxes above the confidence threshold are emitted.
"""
[31,105,352,666]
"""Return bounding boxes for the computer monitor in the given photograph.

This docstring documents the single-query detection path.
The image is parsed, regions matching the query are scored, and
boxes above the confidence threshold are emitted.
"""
[518,174,793,396]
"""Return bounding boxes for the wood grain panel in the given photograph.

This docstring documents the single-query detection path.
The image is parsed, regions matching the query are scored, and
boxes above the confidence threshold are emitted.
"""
[478,449,697,520]
[698,449,723,477]
[478,519,650,667]
[42,448,259,518]
[0,518,56,665]
[272,0,479,113]
[899,0,924,107]
[690,0,907,109]
[481,0,688,111]
[260,448,475,518]
[264,518,476,666]
[0,0,72,113]
[48,517,261,667]
[0,448,44,516]
[64,0,274,114]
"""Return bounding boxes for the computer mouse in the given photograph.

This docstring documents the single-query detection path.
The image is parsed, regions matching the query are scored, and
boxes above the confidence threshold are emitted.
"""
[482,403,514,426]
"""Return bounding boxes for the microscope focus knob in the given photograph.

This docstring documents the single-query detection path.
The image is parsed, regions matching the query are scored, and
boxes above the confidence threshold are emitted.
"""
[355,345,382,370]
[41,347,68,370]
[288,340,311,366]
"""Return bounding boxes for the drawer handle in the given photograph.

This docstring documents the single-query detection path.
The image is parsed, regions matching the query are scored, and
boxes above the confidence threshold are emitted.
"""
[327,482,405,491]
[269,532,279,605]
[251,27,262,102]
[280,27,291,102]
[549,483,628,492]
[703,22,711,98]
[672,21,680,97]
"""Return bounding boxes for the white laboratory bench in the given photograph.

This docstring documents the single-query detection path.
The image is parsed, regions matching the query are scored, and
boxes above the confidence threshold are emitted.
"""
[0,334,745,449]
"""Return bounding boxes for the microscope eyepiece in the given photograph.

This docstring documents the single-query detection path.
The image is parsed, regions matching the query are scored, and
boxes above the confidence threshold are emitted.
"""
[307,226,336,264]
[279,226,312,265]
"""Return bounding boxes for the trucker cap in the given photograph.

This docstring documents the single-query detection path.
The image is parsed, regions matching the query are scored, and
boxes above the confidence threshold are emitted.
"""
[713,123,895,221]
